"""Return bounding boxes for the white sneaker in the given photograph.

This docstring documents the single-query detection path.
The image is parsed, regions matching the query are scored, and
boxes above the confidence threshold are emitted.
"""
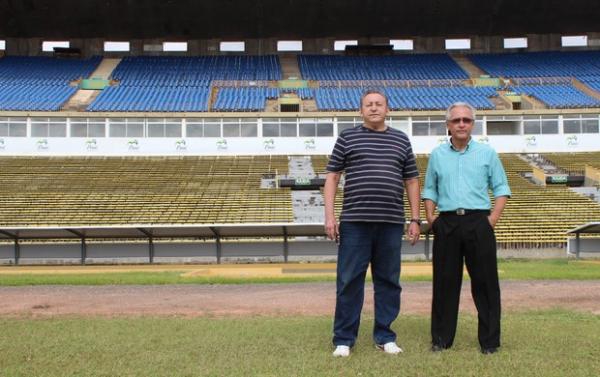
[376,342,403,354]
[332,345,351,357]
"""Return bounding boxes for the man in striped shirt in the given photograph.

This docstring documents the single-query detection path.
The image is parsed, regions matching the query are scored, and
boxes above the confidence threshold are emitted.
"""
[423,102,511,355]
[324,90,421,357]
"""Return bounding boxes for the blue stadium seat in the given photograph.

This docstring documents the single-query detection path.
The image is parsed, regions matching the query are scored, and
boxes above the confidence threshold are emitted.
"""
[0,56,101,111]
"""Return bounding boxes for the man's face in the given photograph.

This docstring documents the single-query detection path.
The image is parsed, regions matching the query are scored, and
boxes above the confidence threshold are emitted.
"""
[360,93,388,125]
[446,106,474,142]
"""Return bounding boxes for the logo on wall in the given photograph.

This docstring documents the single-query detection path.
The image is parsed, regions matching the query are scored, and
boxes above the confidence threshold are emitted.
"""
[477,136,489,144]
[0,138,5,150]
[85,139,98,151]
[263,138,276,150]
[525,135,537,147]
[216,138,228,150]
[304,139,316,150]
[127,139,140,151]
[437,137,448,145]
[175,139,187,151]
[36,139,49,150]
[566,135,579,146]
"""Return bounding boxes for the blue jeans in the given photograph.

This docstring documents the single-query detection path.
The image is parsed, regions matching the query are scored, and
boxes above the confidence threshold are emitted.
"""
[332,221,403,347]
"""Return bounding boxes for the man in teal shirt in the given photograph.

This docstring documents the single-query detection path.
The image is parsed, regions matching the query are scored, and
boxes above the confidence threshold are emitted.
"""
[422,102,511,355]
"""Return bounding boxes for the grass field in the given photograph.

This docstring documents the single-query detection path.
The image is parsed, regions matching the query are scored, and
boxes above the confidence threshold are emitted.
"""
[1,259,599,286]
[1,259,599,376]
[0,311,598,377]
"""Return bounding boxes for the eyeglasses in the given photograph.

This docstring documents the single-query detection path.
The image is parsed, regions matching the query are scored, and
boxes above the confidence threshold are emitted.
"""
[448,117,474,125]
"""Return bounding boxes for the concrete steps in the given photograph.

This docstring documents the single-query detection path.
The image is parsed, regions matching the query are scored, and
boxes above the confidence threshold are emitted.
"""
[521,94,547,109]
[265,99,279,112]
[90,58,121,79]
[62,90,101,111]
[280,54,302,79]
[572,78,600,101]
[302,99,318,112]
[450,54,486,78]
[62,58,122,111]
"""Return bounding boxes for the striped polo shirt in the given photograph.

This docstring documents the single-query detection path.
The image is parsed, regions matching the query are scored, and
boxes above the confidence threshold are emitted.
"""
[326,125,419,223]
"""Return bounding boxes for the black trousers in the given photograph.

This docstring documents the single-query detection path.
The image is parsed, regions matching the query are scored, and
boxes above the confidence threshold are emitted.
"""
[430,211,501,349]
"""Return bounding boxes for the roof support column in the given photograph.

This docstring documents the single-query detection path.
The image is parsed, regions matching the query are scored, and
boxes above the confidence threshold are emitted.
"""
[14,239,20,266]
[209,227,221,264]
[282,226,289,263]
[137,228,154,264]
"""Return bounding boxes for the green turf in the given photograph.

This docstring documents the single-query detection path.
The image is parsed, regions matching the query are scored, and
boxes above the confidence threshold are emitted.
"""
[0,311,598,377]
[0,259,599,286]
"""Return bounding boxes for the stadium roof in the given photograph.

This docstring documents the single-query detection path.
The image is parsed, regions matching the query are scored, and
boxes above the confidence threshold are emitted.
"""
[1,0,599,39]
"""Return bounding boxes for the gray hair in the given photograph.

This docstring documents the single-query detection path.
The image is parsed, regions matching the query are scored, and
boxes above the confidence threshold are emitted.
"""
[445,102,476,122]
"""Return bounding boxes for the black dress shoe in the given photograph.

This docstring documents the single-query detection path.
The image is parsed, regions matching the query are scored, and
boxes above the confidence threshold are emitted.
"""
[481,347,498,355]
[431,344,449,352]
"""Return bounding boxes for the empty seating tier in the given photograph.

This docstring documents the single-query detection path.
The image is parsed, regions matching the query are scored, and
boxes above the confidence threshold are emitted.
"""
[0,56,101,111]
[87,56,282,112]
[298,54,469,81]
[212,87,279,112]
[510,84,600,109]
[469,51,600,78]
[0,156,292,226]
[314,86,496,111]
[542,152,600,174]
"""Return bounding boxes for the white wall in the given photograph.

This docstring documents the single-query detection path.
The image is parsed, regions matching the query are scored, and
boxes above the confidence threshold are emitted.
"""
[1,133,599,155]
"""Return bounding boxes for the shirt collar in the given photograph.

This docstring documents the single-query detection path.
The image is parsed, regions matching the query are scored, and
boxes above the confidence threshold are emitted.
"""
[448,137,474,152]
[361,124,389,133]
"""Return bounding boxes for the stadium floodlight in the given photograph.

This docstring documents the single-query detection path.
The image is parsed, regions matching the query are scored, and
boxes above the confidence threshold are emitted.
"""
[277,41,303,52]
[220,41,245,52]
[504,38,527,49]
[390,40,414,51]
[562,35,587,47]
[334,40,358,51]
[163,42,188,52]
[104,42,130,52]
[42,41,69,52]
[445,39,471,50]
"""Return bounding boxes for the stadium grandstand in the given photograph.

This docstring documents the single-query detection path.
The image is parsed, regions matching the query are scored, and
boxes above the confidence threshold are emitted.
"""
[1,0,600,263]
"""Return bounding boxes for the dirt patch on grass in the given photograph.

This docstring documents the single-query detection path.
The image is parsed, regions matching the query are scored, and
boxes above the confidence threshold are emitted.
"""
[1,280,599,318]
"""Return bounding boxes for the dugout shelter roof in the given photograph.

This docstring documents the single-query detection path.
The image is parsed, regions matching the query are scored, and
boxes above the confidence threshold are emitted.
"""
[0,223,327,240]
[567,222,600,235]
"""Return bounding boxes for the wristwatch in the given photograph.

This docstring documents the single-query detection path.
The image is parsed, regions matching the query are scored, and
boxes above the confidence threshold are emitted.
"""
[410,218,422,225]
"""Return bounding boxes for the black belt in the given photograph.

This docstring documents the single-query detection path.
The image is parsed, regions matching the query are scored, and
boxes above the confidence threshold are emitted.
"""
[439,209,490,216]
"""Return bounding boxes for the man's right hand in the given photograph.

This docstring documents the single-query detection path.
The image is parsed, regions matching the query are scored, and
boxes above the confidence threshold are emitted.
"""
[426,215,438,231]
[325,217,339,243]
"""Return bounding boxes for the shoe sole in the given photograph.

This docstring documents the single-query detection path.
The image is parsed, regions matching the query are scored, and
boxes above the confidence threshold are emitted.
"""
[375,344,403,354]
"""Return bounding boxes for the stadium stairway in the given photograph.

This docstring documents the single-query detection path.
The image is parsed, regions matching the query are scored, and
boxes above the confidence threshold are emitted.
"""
[90,58,122,80]
[490,93,513,110]
[572,78,600,102]
[62,58,122,111]
[519,93,547,109]
[450,54,486,78]
[288,156,325,223]
[280,54,302,80]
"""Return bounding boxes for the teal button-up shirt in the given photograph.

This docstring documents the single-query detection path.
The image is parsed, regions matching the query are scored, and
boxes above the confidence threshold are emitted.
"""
[422,139,511,211]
